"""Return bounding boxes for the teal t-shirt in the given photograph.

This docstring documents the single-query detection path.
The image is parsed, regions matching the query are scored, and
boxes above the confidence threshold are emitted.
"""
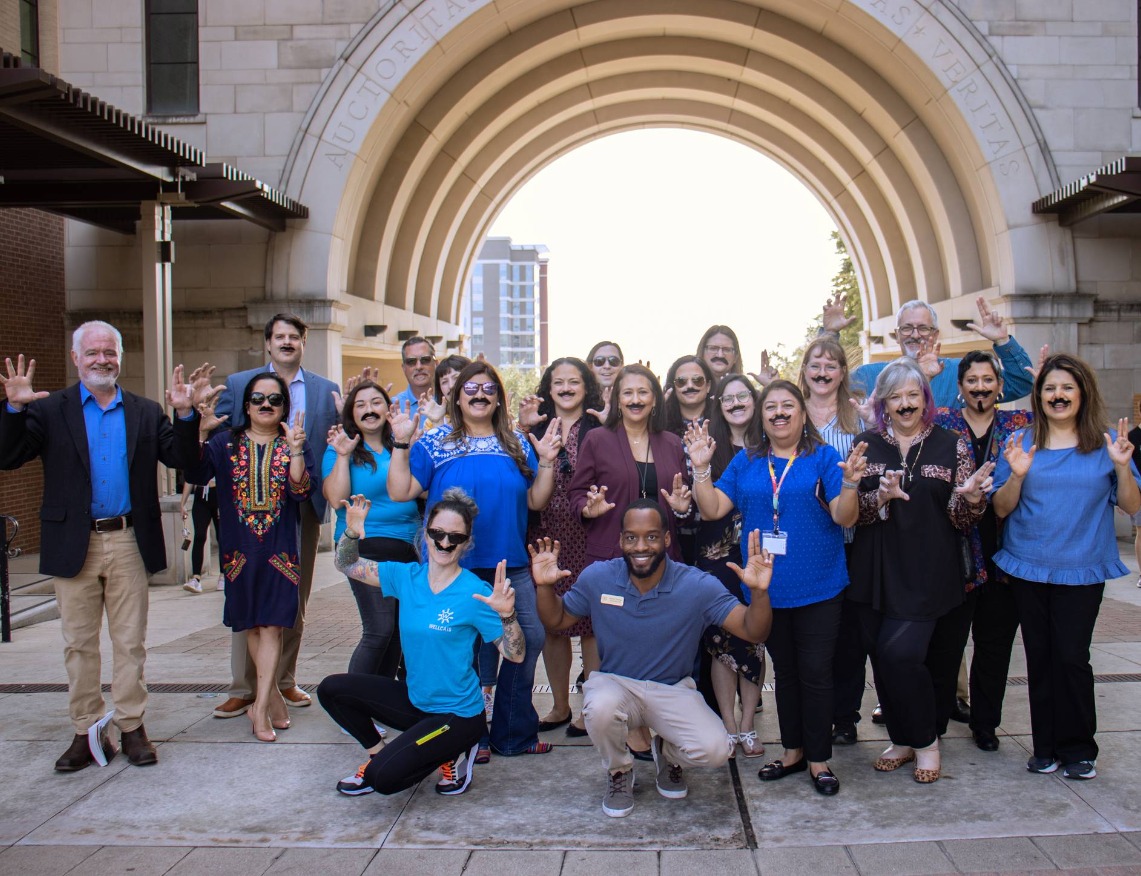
[377,562,503,717]
[321,444,421,542]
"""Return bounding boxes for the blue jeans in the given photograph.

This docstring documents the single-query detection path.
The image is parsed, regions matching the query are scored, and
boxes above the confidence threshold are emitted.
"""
[472,565,545,755]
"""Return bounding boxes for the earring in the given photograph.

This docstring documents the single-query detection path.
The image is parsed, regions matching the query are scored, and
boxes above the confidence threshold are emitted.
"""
[955,393,964,407]
[997,391,1004,402]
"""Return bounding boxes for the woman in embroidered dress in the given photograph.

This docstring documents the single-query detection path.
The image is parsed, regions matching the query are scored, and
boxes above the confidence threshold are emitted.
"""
[847,358,992,783]
[191,373,316,742]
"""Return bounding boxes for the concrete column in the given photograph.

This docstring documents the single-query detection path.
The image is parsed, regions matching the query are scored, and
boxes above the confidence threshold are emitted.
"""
[139,201,173,405]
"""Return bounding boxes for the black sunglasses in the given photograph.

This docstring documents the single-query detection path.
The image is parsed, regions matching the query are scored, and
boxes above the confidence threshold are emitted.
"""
[673,374,707,389]
[426,528,471,552]
[404,355,434,366]
[249,392,285,407]
[592,355,621,368]
[462,381,499,396]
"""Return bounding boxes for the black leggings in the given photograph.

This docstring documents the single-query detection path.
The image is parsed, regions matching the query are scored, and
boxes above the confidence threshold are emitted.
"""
[189,485,220,576]
[317,673,486,795]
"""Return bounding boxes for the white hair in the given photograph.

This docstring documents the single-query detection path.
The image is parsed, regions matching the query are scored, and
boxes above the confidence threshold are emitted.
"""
[72,321,123,357]
[896,300,939,330]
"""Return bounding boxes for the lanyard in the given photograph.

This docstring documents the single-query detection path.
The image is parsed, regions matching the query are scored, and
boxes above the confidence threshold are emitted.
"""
[767,450,797,533]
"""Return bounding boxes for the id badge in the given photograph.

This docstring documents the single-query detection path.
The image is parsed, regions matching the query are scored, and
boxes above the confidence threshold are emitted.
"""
[762,531,788,556]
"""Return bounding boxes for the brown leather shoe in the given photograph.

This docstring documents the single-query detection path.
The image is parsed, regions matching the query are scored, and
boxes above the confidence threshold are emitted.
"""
[121,725,158,766]
[55,734,94,772]
[212,696,255,718]
[281,686,312,707]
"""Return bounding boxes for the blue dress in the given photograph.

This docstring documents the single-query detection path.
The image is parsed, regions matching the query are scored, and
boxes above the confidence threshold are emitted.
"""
[189,432,316,631]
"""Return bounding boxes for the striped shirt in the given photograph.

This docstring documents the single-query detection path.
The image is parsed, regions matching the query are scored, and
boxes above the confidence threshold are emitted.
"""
[816,414,857,543]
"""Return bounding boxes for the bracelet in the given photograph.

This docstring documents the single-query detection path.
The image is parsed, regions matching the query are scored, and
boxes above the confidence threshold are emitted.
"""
[499,611,518,624]
[693,467,712,483]
[537,461,553,469]
[343,527,361,540]
[391,441,410,450]
[841,480,859,490]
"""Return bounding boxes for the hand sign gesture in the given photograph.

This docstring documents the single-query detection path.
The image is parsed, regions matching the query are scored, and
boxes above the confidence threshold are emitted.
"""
[849,394,875,426]
[0,355,49,410]
[877,469,909,504]
[966,296,1010,344]
[839,440,869,483]
[1025,344,1050,382]
[196,394,228,434]
[528,537,573,587]
[1106,417,1135,467]
[282,411,307,455]
[528,417,563,464]
[473,559,516,616]
[661,472,692,514]
[917,339,944,379]
[582,484,616,519]
[386,401,421,445]
[1002,433,1036,478]
[340,494,371,535]
[418,391,447,425]
[748,349,779,387]
[586,386,611,424]
[822,292,857,333]
[684,420,716,470]
[518,394,547,429]
[726,529,774,595]
[327,423,360,456]
[955,460,995,504]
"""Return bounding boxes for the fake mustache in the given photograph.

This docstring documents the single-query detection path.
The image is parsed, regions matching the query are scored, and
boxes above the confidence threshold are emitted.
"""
[896,406,919,417]
[811,375,833,384]
[969,390,992,399]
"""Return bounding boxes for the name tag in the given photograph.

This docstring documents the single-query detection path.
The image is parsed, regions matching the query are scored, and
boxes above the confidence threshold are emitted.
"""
[600,593,624,607]
[762,531,788,556]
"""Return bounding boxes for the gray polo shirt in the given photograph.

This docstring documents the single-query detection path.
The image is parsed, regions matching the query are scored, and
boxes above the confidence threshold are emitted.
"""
[562,558,742,685]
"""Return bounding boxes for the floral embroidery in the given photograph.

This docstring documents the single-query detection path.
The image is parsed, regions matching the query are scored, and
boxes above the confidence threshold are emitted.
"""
[269,552,301,587]
[289,468,311,495]
[920,464,953,482]
[230,435,290,541]
[223,551,246,582]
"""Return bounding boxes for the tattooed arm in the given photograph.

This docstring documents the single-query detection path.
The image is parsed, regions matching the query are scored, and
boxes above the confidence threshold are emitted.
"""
[333,526,382,586]
[474,559,525,664]
[495,617,526,664]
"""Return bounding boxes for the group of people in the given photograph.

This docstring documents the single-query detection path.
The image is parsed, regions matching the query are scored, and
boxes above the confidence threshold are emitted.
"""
[2,294,1138,818]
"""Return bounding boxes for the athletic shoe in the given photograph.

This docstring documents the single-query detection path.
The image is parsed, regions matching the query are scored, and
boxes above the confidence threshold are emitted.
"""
[1062,760,1097,780]
[1026,755,1061,774]
[216,574,226,591]
[602,769,635,817]
[182,577,202,594]
[650,734,687,799]
[336,761,374,796]
[436,743,478,795]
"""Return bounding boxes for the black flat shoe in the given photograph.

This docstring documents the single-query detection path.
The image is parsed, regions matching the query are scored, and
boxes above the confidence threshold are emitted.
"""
[628,745,654,762]
[566,724,589,738]
[758,757,808,781]
[871,705,886,725]
[811,769,840,796]
[537,714,571,732]
[951,697,971,724]
[832,722,857,745]
[973,729,999,752]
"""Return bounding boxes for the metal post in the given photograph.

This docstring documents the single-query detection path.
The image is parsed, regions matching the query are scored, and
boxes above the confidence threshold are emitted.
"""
[1,515,19,643]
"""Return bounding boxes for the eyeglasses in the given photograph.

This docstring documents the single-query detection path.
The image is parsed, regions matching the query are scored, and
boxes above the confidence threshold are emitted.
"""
[592,355,621,368]
[426,528,471,547]
[896,324,937,338]
[462,381,499,397]
[403,355,435,366]
[249,392,285,407]
[704,344,736,356]
[720,391,753,406]
[673,375,707,389]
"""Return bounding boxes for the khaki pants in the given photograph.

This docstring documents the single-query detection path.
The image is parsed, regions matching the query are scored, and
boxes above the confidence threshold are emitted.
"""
[582,672,730,774]
[55,529,150,735]
[228,501,320,697]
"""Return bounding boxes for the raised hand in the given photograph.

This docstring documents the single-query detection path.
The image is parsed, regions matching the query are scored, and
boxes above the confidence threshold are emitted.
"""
[684,420,716,470]
[877,469,909,505]
[822,292,857,333]
[418,391,447,425]
[282,410,307,455]
[661,472,692,514]
[586,386,611,424]
[1002,433,1036,478]
[518,394,548,429]
[528,537,573,587]
[966,296,1010,344]
[327,423,360,456]
[1106,417,1136,467]
[528,417,563,465]
[473,559,517,616]
[955,460,996,504]
[917,339,944,379]
[726,529,774,594]
[1025,344,1050,382]
[186,363,222,409]
[340,494,371,535]
[849,394,875,426]
[0,355,49,410]
[747,349,779,387]
[386,401,420,445]
[165,364,195,415]
[581,484,616,519]
[196,395,228,435]
[839,440,869,483]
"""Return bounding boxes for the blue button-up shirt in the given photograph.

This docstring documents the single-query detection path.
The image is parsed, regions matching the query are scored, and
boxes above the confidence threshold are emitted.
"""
[269,363,306,428]
[80,384,131,518]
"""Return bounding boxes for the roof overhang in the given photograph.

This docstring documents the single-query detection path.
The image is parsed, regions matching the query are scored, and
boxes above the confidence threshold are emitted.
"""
[1032,155,1141,226]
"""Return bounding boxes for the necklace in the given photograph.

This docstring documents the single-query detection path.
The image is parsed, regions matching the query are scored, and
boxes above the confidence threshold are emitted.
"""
[899,436,924,486]
[633,435,652,497]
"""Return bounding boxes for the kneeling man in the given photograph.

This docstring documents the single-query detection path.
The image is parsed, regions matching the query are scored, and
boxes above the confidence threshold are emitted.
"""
[531,499,772,817]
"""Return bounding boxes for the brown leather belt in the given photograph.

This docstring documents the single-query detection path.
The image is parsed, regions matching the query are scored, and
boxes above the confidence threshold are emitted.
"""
[92,515,133,532]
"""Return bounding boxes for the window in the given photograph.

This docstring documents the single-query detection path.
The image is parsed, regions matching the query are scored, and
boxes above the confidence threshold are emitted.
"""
[19,0,39,66]
[470,272,483,310]
[472,316,484,335]
[146,0,199,115]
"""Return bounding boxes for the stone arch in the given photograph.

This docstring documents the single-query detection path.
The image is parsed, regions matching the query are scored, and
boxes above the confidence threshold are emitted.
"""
[273,0,1070,356]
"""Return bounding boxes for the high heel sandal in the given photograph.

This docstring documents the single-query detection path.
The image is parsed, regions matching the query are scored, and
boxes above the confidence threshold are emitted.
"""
[248,711,277,743]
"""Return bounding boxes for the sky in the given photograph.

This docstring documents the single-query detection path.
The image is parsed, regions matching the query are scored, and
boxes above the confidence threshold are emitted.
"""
[488,128,842,374]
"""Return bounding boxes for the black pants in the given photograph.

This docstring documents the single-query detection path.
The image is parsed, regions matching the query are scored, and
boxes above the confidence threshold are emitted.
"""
[927,589,976,736]
[347,537,418,677]
[832,595,872,726]
[765,593,842,762]
[853,604,938,749]
[189,485,220,577]
[1010,577,1103,764]
[317,674,486,795]
[969,567,1021,735]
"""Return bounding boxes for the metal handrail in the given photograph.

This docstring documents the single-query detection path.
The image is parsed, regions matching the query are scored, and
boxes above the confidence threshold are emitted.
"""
[1,515,20,643]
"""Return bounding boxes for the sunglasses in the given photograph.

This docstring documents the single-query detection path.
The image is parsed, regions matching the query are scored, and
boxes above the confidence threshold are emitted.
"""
[462,381,499,396]
[426,528,471,552]
[403,355,434,366]
[592,355,621,368]
[673,375,707,389]
[249,392,285,407]
[720,390,753,406]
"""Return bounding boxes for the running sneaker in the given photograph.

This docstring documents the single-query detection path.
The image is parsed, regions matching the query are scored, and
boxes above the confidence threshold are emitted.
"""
[182,577,202,594]
[1026,755,1061,774]
[436,743,478,795]
[336,761,375,796]
[216,574,226,591]
[1062,760,1097,780]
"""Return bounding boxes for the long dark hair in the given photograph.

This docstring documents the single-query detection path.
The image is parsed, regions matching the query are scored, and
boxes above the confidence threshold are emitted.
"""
[708,373,755,478]
[746,380,823,459]
[1031,353,1107,454]
[231,372,290,435]
[446,361,533,477]
[434,355,471,403]
[341,380,393,472]
[663,355,714,436]
[533,357,603,441]
[696,324,742,373]
[603,364,667,434]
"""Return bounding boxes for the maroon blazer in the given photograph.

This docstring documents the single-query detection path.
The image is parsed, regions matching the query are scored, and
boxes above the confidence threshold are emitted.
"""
[568,424,688,560]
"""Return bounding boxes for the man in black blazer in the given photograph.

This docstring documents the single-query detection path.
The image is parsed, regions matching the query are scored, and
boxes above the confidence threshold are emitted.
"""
[209,313,340,717]
[0,322,209,771]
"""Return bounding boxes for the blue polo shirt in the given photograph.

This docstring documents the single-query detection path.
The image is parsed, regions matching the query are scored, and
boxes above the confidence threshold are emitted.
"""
[562,558,741,685]
[393,386,420,418]
[80,384,130,518]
